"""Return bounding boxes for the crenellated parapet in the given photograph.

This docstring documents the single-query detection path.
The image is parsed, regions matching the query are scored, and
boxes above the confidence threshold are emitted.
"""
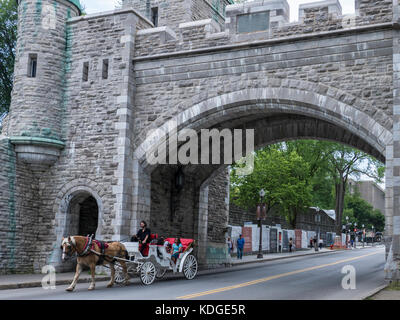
[133,0,394,58]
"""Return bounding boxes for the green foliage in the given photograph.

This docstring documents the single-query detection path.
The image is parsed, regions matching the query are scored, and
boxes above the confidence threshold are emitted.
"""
[344,192,385,232]
[231,139,385,231]
[230,146,312,228]
[0,0,17,113]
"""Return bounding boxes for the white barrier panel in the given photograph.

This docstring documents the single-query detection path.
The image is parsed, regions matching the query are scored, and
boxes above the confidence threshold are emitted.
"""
[230,226,242,253]
[302,231,308,248]
[342,233,347,246]
[250,224,270,251]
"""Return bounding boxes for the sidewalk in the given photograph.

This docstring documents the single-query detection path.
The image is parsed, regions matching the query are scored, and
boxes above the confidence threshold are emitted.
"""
[230,247,337,266]
[0,272,109,290]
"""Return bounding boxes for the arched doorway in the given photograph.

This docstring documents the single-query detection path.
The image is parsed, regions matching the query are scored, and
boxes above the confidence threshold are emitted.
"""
[66,192,99,237]
[49,183,104,271]
[78,196,99,237]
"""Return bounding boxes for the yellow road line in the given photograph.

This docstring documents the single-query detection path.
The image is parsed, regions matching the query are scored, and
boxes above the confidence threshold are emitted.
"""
[177,251,380,300]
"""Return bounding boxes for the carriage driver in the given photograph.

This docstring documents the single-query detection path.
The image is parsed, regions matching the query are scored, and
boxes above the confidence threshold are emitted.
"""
[131,220,151,256]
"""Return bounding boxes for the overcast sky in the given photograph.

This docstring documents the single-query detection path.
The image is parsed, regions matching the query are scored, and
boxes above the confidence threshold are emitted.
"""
[81,0,355,21]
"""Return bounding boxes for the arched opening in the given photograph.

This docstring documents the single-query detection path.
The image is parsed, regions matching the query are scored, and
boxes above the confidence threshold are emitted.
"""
[134,86,392,267]
[66,192,99,237]
[78,196,99,237]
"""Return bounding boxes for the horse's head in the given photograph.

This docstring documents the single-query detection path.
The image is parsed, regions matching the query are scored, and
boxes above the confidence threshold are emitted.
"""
[60,236,76,261]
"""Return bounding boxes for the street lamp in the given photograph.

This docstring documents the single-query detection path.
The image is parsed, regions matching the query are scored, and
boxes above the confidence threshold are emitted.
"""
[315,207,321,252]
[372,225,375,246]
[257,189,266,259]
[345,216,349,248]
[362,224,365,247]
[354,223,357,248]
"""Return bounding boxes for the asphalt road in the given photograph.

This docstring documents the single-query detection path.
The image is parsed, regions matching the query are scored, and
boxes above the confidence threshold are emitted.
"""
[0,246,385,300]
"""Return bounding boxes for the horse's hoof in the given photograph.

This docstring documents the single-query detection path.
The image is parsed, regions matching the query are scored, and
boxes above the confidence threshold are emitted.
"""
[107,283,114,288]
[66,287,74,292]
[88,286,95,291]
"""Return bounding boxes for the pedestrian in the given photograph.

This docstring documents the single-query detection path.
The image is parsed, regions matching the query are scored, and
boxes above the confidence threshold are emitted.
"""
[310,238,313,248]
[237,234,245,259]
[319,238,323,250]
[289,238,293,252]
[227,237,233,255]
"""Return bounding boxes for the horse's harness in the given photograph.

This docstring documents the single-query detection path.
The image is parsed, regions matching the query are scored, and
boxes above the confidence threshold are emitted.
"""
[66,235,113,265]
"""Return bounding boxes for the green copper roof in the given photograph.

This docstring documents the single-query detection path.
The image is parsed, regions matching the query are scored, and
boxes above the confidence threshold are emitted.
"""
[67,0,83,14]
[16,0,83,14]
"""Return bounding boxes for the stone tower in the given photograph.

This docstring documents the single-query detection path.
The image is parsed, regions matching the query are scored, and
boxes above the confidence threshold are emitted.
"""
[7,0,81,172]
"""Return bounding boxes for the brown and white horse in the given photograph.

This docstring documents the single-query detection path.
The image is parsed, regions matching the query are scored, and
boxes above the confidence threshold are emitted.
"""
[61,236,129,291]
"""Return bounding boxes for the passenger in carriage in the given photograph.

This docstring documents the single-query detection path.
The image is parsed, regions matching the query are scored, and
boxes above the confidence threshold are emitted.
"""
[171,238,183,264]
[131,220,151,256]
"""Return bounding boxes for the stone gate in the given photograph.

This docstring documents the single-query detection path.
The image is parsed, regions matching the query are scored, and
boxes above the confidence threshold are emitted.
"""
[0,0,399,276]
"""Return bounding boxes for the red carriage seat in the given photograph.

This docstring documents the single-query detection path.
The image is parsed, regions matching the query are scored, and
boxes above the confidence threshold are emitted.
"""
[139,233,158,257]
[164,238,194,253]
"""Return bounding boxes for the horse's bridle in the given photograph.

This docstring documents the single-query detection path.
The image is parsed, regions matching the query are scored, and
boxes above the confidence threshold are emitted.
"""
[61,241,76,261]
[62,235,94,260]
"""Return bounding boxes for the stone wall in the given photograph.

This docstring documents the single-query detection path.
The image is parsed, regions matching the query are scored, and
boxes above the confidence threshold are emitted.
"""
[150,166,200,239]
[133,28,393,150]
[0,138,41,274]
[15,9,148,271]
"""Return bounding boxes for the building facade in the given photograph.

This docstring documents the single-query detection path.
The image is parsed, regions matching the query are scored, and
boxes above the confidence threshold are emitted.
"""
[349,180,386,214]
[0,0,399,278]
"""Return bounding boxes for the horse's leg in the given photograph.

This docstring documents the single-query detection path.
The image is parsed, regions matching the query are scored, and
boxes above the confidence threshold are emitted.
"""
[66,263,82,292]
[107,262,115,288]
[88,263,96,291]
[119,261,129,285]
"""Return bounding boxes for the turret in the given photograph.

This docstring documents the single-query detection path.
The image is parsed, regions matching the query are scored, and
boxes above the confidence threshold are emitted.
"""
[8,0,81,171]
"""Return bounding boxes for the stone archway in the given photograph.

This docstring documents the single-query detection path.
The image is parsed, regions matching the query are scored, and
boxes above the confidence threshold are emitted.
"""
[132,85,392,267]
[47,181,104,271]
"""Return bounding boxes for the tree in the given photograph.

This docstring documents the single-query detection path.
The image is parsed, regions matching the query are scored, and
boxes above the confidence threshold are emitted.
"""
[344,193,385,232]
[230,146,312,228]
[0,0,17,113]
[285,140,384,234]
[324,143,384,234]
[285,140,335,209]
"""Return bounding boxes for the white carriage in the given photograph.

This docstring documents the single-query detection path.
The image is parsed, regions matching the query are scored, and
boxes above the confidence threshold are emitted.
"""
[114,238,198,285]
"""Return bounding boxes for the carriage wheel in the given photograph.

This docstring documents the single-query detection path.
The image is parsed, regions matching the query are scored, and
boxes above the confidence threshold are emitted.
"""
[156,268,167,279]
[140,261,156,285]
[114,265,126,285]
[183,255,198,280]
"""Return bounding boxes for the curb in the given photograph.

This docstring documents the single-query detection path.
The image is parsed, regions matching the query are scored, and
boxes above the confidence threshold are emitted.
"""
[0,276,110,291]
[359,283,388,300]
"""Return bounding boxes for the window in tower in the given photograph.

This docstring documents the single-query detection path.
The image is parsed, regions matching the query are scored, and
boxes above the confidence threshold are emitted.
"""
[82,61,89,82]
[28,54,37,78]
[151,7,158,27]
[102,59,109,80]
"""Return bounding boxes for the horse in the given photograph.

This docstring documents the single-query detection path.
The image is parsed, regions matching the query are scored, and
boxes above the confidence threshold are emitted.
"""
[61,236,129,291]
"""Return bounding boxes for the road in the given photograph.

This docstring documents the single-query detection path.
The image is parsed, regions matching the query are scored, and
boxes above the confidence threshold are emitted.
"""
[0,246,385,300]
